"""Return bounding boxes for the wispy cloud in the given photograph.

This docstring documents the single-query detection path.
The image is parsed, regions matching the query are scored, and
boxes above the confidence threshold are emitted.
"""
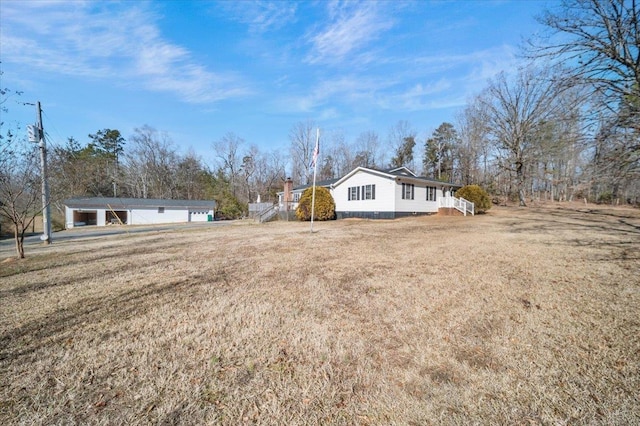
[405,45,519,99]
[379,79,455,111]
[0,2,250,103]
[273,74,395,113]
[219,0,298,33]
[306,1,394,65]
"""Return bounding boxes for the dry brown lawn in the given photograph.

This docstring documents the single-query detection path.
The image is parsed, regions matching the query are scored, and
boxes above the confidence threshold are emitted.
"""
[1,205,639,425]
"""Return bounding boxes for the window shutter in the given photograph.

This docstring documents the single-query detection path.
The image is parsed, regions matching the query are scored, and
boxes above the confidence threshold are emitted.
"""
[357,186,360,200]
[411,184,414,200]
[372,184,375,200]
[402,183,405,199]
[348,187,351,201]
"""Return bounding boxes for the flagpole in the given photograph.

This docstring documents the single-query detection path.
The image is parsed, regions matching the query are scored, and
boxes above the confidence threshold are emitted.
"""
[310,128,319,233]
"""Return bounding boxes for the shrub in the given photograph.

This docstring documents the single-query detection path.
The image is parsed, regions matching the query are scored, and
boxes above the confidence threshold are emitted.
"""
[216,191,247,219]
[455,185,492,213]
[295,186,335,221]
[597,192,613,204]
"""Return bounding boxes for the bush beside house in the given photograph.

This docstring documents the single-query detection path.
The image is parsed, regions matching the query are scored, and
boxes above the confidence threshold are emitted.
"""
[456,185,492,213]
[296,186,335,221]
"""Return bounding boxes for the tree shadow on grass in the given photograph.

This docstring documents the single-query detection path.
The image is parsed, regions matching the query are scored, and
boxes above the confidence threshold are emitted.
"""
[503,207,640,263]
[0,268,226,364]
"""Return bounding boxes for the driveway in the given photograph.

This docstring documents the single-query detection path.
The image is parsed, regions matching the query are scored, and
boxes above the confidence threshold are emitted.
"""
[0,221,232,258]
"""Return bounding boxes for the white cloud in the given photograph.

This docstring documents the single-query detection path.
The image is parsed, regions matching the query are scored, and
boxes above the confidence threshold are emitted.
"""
[413,45,518,81]
[306,1,394,65]
[220,1,298,33]
[273,74,395,114]
[0,1,250,103]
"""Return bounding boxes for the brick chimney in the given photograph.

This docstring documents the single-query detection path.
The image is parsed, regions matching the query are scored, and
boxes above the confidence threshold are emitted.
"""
[283,177,293,211]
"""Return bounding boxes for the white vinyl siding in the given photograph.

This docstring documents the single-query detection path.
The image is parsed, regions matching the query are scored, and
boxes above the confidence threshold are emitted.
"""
[333,168,448,216]
[334,173,395,213]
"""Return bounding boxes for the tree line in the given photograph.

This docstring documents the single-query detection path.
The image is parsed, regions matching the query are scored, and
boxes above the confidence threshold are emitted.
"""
[1,0,638,257]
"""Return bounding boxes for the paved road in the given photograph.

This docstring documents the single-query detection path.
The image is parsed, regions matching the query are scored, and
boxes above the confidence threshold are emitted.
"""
[0,221,232,257]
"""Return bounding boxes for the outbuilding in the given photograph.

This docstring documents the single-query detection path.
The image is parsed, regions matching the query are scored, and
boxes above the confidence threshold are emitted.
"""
[64,197,216,228]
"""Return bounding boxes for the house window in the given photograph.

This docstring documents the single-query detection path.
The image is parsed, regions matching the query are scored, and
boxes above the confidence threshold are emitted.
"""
[348,184,375,201]
[402,183,414,200]
[158,207,165,213]
[293,193,301,202]
[363,184,375,200]
[348,186,359,201]
[426,186,436,201]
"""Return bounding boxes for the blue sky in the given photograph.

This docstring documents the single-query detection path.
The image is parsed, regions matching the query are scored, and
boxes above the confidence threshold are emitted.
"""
[1,0,551,165]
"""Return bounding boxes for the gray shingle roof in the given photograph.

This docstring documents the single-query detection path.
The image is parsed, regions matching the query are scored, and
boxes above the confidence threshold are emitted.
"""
[292,178,340,192]
[63,197,215,210]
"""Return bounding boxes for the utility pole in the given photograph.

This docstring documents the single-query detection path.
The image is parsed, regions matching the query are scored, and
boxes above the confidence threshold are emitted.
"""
[36,101,52,244]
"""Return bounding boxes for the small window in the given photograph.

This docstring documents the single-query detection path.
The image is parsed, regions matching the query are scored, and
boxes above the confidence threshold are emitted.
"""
[348,186,359,201]
[364,184,375,200]
[402,183,414,200]
[158,207,165,213]
[426,186,436,201]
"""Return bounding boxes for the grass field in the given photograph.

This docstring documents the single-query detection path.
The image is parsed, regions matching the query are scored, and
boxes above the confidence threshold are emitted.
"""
[1,205,639,425]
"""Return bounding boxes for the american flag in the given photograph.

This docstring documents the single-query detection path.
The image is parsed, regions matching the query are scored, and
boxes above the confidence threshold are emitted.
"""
[309,130,319,169]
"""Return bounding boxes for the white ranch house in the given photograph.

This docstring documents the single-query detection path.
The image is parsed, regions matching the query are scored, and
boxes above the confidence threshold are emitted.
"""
[277,166,474,219]
[64,197,216,228]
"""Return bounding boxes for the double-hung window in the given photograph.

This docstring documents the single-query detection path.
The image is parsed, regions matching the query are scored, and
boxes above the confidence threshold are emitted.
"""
[401,183,414,200]
[363,184,375,200]
[348,186,359,200]
[348,184,375,201]
[426,186,436,201]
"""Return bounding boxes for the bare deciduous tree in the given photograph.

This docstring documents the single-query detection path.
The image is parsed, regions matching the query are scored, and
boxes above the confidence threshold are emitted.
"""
[354,131,381,169]
[478,66,577,206]
[212,132,244,197]
[240,145,259,203]
[256,150,286,202]
[528,0,639,204]
[387,120,416,170]
[455,102,492,186]
[125,126,179,199]
[289,120,316,185]
[529,0,640,104]
[175,150,206,200]
[0,130,42,258]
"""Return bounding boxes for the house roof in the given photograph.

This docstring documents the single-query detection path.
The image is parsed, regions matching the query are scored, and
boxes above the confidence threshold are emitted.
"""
[381,166,417,177]
[64,197,216,210]
[331,166,462,188]
[292,178,340,192]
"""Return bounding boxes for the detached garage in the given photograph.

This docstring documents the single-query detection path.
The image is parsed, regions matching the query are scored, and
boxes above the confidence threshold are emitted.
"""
[64,197,216,229]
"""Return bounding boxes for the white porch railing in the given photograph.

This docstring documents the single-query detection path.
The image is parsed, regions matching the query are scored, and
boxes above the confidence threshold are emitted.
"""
[439,195,474,216]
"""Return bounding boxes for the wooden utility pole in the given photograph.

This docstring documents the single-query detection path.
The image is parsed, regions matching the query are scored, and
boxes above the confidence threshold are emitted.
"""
[36,101,52,244]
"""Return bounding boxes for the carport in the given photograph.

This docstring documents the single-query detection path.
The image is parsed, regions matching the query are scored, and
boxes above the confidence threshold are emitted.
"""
[72,210,97,226]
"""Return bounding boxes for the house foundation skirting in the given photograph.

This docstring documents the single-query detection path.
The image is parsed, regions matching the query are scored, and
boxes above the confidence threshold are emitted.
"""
[336,211,435,220]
